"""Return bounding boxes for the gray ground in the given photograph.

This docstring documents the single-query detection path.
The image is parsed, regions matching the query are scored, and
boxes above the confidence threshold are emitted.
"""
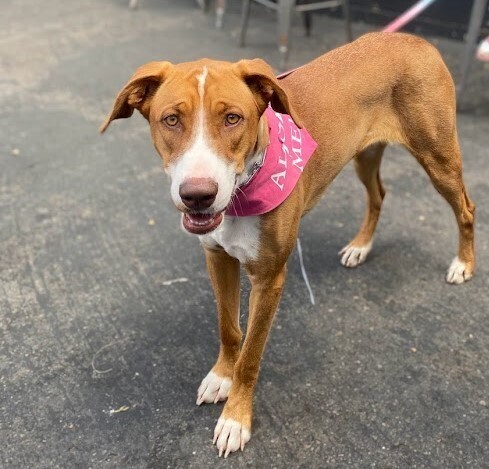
[1,1,488,468]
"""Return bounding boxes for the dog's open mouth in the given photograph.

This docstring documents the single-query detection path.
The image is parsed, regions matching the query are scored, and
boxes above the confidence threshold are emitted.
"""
[182,211,224,235]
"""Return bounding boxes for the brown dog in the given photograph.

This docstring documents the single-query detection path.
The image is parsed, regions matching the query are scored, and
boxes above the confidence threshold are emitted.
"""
[101,32,475,457]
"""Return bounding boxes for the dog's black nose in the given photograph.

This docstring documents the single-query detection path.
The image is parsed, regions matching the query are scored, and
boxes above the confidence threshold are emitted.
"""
[179,177,218,210]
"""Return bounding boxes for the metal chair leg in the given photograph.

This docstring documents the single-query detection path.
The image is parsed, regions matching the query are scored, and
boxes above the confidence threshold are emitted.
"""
[215,0,226,29]
[240,0,252,47]
[196,0,210,12]
[457,0,488,98]
[343,0,353,42]
[302,12,312,37]
[278,0,295,70]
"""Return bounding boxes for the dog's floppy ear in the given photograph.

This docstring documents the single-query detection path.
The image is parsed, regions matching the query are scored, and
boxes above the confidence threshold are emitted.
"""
[235,58,302,128]
[100,61,172,133]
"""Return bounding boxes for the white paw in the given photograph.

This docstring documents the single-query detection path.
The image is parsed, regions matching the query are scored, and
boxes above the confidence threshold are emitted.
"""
[196,371,232,405]
[339,241,372,267]
[446,257,473,284]
[213,417,251,458]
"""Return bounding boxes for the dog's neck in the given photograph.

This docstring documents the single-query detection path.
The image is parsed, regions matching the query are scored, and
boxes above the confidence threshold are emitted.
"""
[235,113,269,188]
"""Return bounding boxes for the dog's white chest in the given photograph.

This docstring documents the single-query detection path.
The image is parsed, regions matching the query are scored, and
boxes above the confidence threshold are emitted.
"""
[199,216,261,263]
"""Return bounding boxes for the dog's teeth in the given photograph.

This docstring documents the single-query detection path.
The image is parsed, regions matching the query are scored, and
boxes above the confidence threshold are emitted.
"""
[187,215,216,226]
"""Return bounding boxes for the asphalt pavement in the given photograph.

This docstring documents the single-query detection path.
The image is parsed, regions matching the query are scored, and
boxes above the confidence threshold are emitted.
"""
[1,1,488,468]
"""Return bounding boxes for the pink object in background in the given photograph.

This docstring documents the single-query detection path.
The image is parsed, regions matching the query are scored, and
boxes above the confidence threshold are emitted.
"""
[477,36,489,61]
[382,0,437,33]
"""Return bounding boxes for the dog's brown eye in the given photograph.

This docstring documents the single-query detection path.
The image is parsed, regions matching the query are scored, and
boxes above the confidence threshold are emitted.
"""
[225,114,241,126]
[164,115,179,127]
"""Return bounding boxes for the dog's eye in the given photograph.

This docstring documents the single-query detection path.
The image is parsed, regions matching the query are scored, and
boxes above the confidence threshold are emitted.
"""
[225,114,241,126]
[164,115,179,127]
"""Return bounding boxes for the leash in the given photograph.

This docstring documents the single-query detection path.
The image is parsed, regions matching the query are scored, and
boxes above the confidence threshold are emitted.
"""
[382,0,438,33]
[296,237,315,306]
[276,0,439,82]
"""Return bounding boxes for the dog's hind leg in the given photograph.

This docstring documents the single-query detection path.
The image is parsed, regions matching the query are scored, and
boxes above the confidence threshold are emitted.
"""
[407,135,475,284]
[387,46,476,283]
[340,143,387,267]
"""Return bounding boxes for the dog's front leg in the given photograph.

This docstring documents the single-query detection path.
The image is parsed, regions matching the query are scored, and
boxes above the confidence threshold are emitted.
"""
[197,248,242,405]
[213,262,287,457]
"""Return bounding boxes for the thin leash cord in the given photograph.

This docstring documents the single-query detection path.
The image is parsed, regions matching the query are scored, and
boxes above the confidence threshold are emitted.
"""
[296,237,315,306]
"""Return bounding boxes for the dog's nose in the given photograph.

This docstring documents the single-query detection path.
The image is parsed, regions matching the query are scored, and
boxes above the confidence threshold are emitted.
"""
[179,177,218,210]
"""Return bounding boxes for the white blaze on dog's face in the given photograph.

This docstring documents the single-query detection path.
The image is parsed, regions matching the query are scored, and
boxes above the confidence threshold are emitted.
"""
[100,58,301,235]
[150,62,259,235]
[166,67,234,216]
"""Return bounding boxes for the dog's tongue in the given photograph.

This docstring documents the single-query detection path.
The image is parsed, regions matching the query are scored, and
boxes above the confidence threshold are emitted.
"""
[182,212,223,235]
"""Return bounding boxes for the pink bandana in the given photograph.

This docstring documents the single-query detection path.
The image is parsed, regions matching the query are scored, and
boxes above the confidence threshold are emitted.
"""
[226,107,317,217]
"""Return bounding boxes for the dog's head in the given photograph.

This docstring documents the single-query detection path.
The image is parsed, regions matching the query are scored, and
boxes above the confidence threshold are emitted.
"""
[101,58,301,235]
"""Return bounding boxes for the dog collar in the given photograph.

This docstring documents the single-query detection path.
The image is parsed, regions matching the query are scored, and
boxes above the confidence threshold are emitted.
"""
[226,107,317,217]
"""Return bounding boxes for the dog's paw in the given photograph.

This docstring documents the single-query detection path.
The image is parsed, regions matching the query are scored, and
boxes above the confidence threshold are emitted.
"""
[213,417,251,458]
[339,242,372,267]
[196,371,232,405]
[446,257,473,284]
